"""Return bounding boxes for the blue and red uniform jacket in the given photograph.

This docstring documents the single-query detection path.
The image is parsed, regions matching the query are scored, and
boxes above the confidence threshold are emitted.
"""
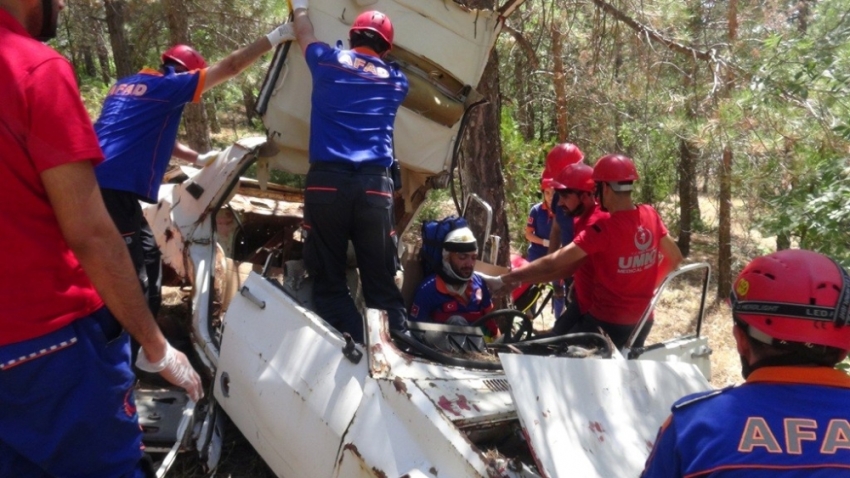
[94,67,204,203]
[409,273,497,336]
[305,41,408,167]
[642,366,850,477]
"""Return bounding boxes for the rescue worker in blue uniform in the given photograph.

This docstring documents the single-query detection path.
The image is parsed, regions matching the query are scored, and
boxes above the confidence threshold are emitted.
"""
[409,227,500,339]
[525,178,565,318]
[642,249,850,477]
[292,3,409,342]
[94,24,295,316]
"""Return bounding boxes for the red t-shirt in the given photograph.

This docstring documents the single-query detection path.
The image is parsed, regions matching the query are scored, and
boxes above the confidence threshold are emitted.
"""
[571,204,609,314]
[572,205,668,325]
[0,9,105,345]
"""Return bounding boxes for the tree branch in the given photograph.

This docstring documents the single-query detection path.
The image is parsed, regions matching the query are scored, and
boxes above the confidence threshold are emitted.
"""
[498,0,526,18]
[589,0,712,62]
[501,23,539,70]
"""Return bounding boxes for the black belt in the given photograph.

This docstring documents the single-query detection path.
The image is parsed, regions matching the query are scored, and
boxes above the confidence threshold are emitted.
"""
[310,162,389,176]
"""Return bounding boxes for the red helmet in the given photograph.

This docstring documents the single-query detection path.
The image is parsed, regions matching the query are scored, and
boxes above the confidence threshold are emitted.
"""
[592,154,638,191]
[542,143,584,180]
[731,249,850,351]
[161,44,207,71]
[351,11,394,48]
[540,177,555,191]
[552,163,595,192]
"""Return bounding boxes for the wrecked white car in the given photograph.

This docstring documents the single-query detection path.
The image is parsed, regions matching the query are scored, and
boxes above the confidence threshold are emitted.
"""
[139,1,714,476]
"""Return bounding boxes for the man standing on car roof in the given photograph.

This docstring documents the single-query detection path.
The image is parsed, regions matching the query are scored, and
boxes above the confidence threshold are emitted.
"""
[485,154,683,348]
[94,22,296,317]
[291,3,409,343]
[0,0,202,475]
[642,249,850,477]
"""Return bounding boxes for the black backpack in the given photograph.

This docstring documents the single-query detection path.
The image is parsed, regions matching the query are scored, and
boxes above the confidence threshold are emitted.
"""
[419,216,469,277]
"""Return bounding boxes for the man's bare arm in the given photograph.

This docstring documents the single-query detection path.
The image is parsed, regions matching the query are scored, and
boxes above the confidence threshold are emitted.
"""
[204,36,274,92]
[503,243,587,288]
[43,161,166,355]
[172,141,198,162]
[41,161,202,400]
[656,235,684,287]
[293,8,319,55]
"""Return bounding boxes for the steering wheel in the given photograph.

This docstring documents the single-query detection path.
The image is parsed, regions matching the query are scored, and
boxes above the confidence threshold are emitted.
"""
[469,309,534,343]
[506,332,614,358]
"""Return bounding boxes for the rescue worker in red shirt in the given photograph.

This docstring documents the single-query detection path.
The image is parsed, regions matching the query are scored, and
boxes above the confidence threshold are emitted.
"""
[643,249,850,477]
[0,0,201,475]
[531,143,585,321]
[410,227,500,340]
[543,162,609,336]
[485,154,683,348]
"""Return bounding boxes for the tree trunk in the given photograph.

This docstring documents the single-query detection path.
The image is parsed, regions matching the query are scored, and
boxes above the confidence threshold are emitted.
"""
[716,0,738,301]
[82,48,97,78]
[95,32,112,85]
[103,0,133,78]
[242,83,257,126]
[551,20,568,142]
[460,48,509,267]
[718,145,733,300]
[206,99,221,134]
[677,138,694,257]
[163,0,211,152]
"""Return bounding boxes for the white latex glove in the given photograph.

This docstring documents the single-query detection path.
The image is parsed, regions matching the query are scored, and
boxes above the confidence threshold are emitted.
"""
[542,239,550,248]
[266,23,296,47]
[479,273,506,294]
[195,150,220,167]
[289,0,308,11]
[137,343,204,402]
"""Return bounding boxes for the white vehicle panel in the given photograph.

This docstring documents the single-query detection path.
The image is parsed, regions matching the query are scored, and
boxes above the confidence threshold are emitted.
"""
[216,272,367,477]
[260,0,502,176]
[501,354,711,478]
[638,335,712,380]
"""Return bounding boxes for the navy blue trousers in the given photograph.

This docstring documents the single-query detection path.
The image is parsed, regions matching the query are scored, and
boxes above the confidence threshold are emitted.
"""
[303,164,407,342]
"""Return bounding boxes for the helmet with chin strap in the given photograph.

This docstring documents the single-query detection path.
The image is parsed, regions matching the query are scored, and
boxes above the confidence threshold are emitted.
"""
[592,154,638,192]
[730,249,850,352]
[442,226,477,254]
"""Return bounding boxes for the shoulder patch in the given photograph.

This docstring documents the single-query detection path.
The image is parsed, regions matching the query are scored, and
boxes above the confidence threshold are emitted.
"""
[672,386,733,410]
